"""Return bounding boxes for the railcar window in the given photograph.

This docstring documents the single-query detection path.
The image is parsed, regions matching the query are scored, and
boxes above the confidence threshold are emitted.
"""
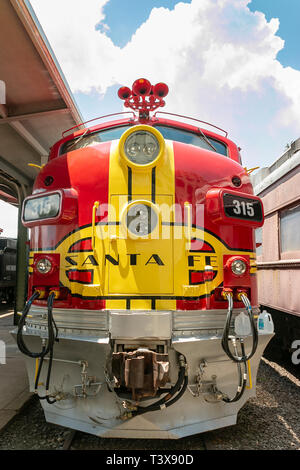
[155,126,227,156]
[255,227,262,256]
[280,203,300,253]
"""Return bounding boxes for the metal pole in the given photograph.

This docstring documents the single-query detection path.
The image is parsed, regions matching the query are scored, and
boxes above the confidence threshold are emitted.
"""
[14,184,30,325]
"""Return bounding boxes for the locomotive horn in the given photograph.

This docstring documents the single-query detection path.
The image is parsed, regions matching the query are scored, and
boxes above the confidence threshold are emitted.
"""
[153,82,169,98]
[132,78,152,96]
[118,86,132,100]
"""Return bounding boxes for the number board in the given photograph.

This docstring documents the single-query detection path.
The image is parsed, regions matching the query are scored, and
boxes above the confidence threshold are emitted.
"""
[223,193,263,222]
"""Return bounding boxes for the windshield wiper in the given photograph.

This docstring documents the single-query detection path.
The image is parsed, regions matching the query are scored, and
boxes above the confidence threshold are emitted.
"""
[67,128,90,151]
[198,128,217,152]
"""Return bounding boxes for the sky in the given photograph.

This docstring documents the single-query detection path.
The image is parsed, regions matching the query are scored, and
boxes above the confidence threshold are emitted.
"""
[1,0,300,237]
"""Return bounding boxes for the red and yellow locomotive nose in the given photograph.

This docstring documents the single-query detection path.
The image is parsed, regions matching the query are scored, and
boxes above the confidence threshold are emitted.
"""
[24,119,261,311]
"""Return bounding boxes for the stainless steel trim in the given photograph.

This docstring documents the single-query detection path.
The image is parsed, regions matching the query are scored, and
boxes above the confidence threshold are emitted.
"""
[23,306,260,339]
[28,306,108,330]
[172,308,260,331]
[109,310,172,339]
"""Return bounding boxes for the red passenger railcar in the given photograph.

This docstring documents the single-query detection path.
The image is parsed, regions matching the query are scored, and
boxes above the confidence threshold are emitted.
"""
[253,138,300,362]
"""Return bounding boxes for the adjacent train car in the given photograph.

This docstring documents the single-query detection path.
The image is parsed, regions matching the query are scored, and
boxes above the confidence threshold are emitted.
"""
[252,137,300,361]
[0,237,17,304]
[14,79,273,438]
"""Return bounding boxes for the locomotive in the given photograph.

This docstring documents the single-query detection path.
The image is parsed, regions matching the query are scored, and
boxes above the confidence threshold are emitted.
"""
[14,79,274,438]
[0,237,17,305]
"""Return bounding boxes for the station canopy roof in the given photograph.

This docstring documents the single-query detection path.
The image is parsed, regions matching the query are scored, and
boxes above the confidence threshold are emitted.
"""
[0,0,83,203]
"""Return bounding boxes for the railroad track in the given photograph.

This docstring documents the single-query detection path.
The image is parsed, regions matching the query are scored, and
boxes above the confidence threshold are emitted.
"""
[62,430,77,450]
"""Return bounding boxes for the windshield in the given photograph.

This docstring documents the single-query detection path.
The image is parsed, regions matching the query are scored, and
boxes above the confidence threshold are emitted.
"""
[60,124,227,156]
[155,126,227,156]
[61,126,130,154]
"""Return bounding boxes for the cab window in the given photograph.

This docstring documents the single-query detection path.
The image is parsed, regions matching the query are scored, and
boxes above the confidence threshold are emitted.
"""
[60,124,227,157]
[155,125,227,156]
[60,126,131,154]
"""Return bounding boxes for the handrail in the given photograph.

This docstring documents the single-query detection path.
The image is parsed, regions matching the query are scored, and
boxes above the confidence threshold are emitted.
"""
[92,201,100,252]
[184,202,191,250]
[62,112,136,137]
[153,111,228,137]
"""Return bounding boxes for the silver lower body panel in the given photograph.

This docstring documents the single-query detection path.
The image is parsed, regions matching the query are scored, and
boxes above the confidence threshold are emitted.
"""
[11,307,273,439]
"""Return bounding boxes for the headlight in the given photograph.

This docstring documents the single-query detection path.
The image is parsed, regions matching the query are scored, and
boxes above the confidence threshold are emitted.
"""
[231,259,247,275]
[23,193,61,222]
[124,131,160,165]
[35,258,52,274]
[119,125,165,169]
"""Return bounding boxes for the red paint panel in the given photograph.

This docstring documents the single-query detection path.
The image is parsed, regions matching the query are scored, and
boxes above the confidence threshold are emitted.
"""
[173,140,258,309]
[69,238,93,252]
[173,140,255,251]
[30,142,111,250]
[67,270,93,283]
[190,271,205,284]
[190,239,214,252]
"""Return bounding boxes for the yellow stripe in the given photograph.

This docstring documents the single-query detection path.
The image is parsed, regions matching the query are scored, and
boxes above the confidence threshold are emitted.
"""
[246,360,253,389]
[105,133,176,310]
[34,358,39,383]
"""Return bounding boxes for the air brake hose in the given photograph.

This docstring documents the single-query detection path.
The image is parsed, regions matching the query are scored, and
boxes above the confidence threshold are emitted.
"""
[17,291,58,404]
[220,292,258,403]
[17,291,46,357]
[34,292,58,404]
[222,340,247,403]
[131,356,188,417]
[221,292,258,363]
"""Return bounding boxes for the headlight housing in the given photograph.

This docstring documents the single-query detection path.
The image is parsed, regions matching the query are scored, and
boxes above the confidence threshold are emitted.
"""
[121,200,160,239]
[124,131,160,165]
[23,193,61,222]
[126,202,158,237]
[119,125,165,169]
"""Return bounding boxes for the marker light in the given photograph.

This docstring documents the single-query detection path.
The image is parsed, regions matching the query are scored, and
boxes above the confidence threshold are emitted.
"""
[35,258,52,274]
[231,259,247,276]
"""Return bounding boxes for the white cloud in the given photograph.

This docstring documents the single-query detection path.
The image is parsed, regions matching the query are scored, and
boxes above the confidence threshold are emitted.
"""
[31,0,119,93]
[30,0,300,167]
